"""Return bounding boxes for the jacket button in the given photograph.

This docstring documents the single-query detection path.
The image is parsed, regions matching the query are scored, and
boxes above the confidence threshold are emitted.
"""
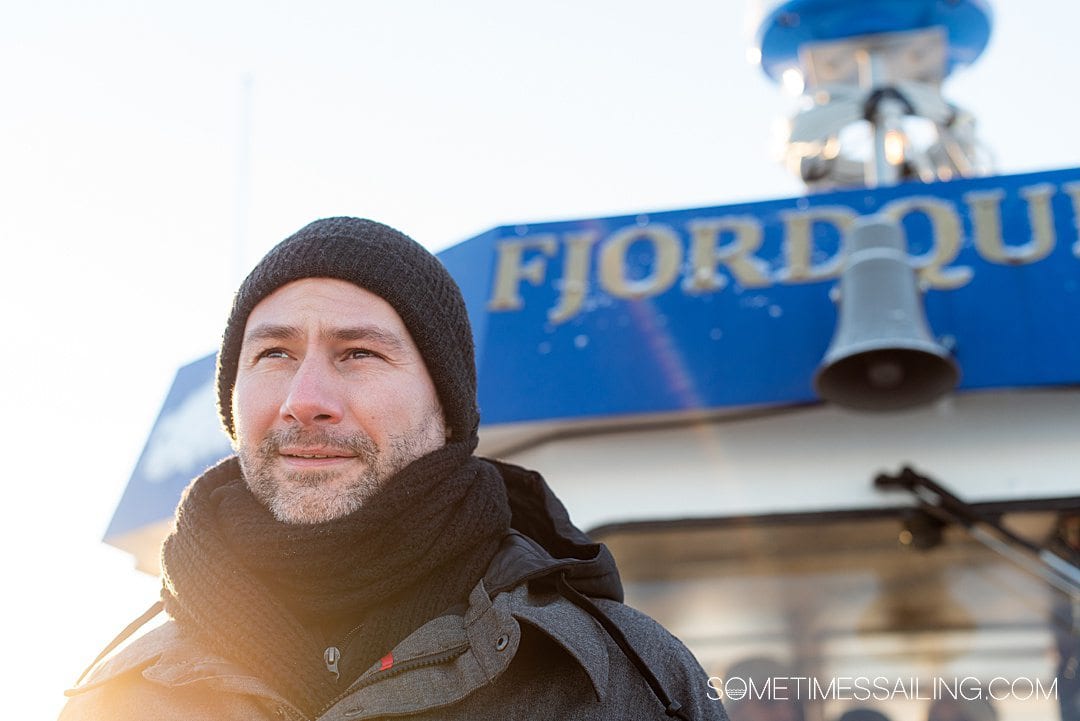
[495,634,509,651]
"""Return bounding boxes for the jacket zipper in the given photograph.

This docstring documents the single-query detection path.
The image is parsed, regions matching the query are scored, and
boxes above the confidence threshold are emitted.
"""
[318,642,470,718]
[323,646,341,681]
[324,621,365,681]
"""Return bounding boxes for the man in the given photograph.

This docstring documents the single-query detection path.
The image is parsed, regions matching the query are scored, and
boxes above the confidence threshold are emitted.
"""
[61,217,728,720]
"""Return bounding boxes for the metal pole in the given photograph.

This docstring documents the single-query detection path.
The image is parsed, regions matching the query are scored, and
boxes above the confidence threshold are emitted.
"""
[858,48,903,187]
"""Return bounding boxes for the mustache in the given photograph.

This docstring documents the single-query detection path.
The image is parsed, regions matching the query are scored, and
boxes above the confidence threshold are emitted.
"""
[256,427,378,463]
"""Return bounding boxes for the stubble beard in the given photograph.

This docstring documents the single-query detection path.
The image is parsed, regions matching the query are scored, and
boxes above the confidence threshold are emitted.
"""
[237,425,440,525]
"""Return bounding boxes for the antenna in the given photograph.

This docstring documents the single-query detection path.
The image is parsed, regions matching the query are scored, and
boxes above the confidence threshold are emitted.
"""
[234,73,254,285]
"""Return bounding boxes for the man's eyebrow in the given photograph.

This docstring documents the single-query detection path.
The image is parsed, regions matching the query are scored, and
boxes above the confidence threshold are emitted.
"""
[243,323,303,345]
[242,323,409,353]
[326,326,408,352]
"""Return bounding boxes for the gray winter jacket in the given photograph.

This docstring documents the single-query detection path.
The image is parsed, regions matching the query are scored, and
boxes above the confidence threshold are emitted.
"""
[60,461,729,720]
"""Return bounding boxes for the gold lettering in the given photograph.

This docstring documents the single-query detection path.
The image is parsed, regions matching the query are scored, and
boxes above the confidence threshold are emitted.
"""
[1021,184,1058,262]
[487,235,558,311]
[684,217,770,292]
[548,230,600,324]
[965,184,1056,265]
[1065,182,1080,259]
[599,224,682,299]
[880,196,972,289]
[777,206,856,283]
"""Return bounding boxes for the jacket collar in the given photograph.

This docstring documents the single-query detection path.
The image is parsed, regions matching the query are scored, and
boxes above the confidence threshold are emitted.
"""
[66,621,285,704]
[68,576,611,710]
[484,458,624,602]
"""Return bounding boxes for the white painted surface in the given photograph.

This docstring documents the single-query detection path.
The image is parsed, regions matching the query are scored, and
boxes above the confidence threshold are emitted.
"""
[484,388,1080,532]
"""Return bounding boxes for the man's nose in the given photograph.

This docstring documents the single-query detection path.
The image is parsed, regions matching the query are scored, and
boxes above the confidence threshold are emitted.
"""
[280,356,344,426]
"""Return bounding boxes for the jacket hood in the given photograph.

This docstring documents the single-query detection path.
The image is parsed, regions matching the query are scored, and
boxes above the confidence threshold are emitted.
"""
[480,458,624,603]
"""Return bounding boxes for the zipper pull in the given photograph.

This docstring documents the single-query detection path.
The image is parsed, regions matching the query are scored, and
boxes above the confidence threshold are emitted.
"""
[324,646,341,681]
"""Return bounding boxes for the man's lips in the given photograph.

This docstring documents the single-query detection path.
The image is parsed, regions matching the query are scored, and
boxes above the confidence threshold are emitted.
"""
[279,446,357,458]
[277,448,360,466]
[282,452,355,459]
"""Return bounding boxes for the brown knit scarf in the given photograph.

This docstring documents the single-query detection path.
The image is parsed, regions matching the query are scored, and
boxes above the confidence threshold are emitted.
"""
[160,441,510,718]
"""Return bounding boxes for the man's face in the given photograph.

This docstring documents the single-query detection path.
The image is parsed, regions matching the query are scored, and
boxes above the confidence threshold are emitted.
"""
[232,277,447,524]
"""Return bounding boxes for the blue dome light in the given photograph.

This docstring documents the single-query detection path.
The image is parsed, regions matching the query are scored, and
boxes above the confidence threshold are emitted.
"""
[751,0,993,82]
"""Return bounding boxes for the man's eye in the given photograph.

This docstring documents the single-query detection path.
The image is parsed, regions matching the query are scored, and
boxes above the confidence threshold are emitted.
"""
[346,348,378,360]
[257,348,289,360]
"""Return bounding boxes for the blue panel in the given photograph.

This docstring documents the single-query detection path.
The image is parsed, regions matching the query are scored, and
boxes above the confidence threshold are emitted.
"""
[105,353,233,539]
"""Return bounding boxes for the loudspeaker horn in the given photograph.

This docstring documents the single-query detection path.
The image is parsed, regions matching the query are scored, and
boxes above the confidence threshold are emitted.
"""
[814,215,959,411]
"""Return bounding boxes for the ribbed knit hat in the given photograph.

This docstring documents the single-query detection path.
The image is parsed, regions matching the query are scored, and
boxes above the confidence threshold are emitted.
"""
[216,217,478,447]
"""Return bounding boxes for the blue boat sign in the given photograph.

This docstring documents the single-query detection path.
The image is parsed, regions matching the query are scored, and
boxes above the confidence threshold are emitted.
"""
[439,166,1080,426]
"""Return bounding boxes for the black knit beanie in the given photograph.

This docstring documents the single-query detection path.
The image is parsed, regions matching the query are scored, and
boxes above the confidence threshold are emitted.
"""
[215,217,478,448]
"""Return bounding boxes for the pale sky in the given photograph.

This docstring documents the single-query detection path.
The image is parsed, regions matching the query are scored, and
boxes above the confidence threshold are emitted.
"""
[4,2,1077,718]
